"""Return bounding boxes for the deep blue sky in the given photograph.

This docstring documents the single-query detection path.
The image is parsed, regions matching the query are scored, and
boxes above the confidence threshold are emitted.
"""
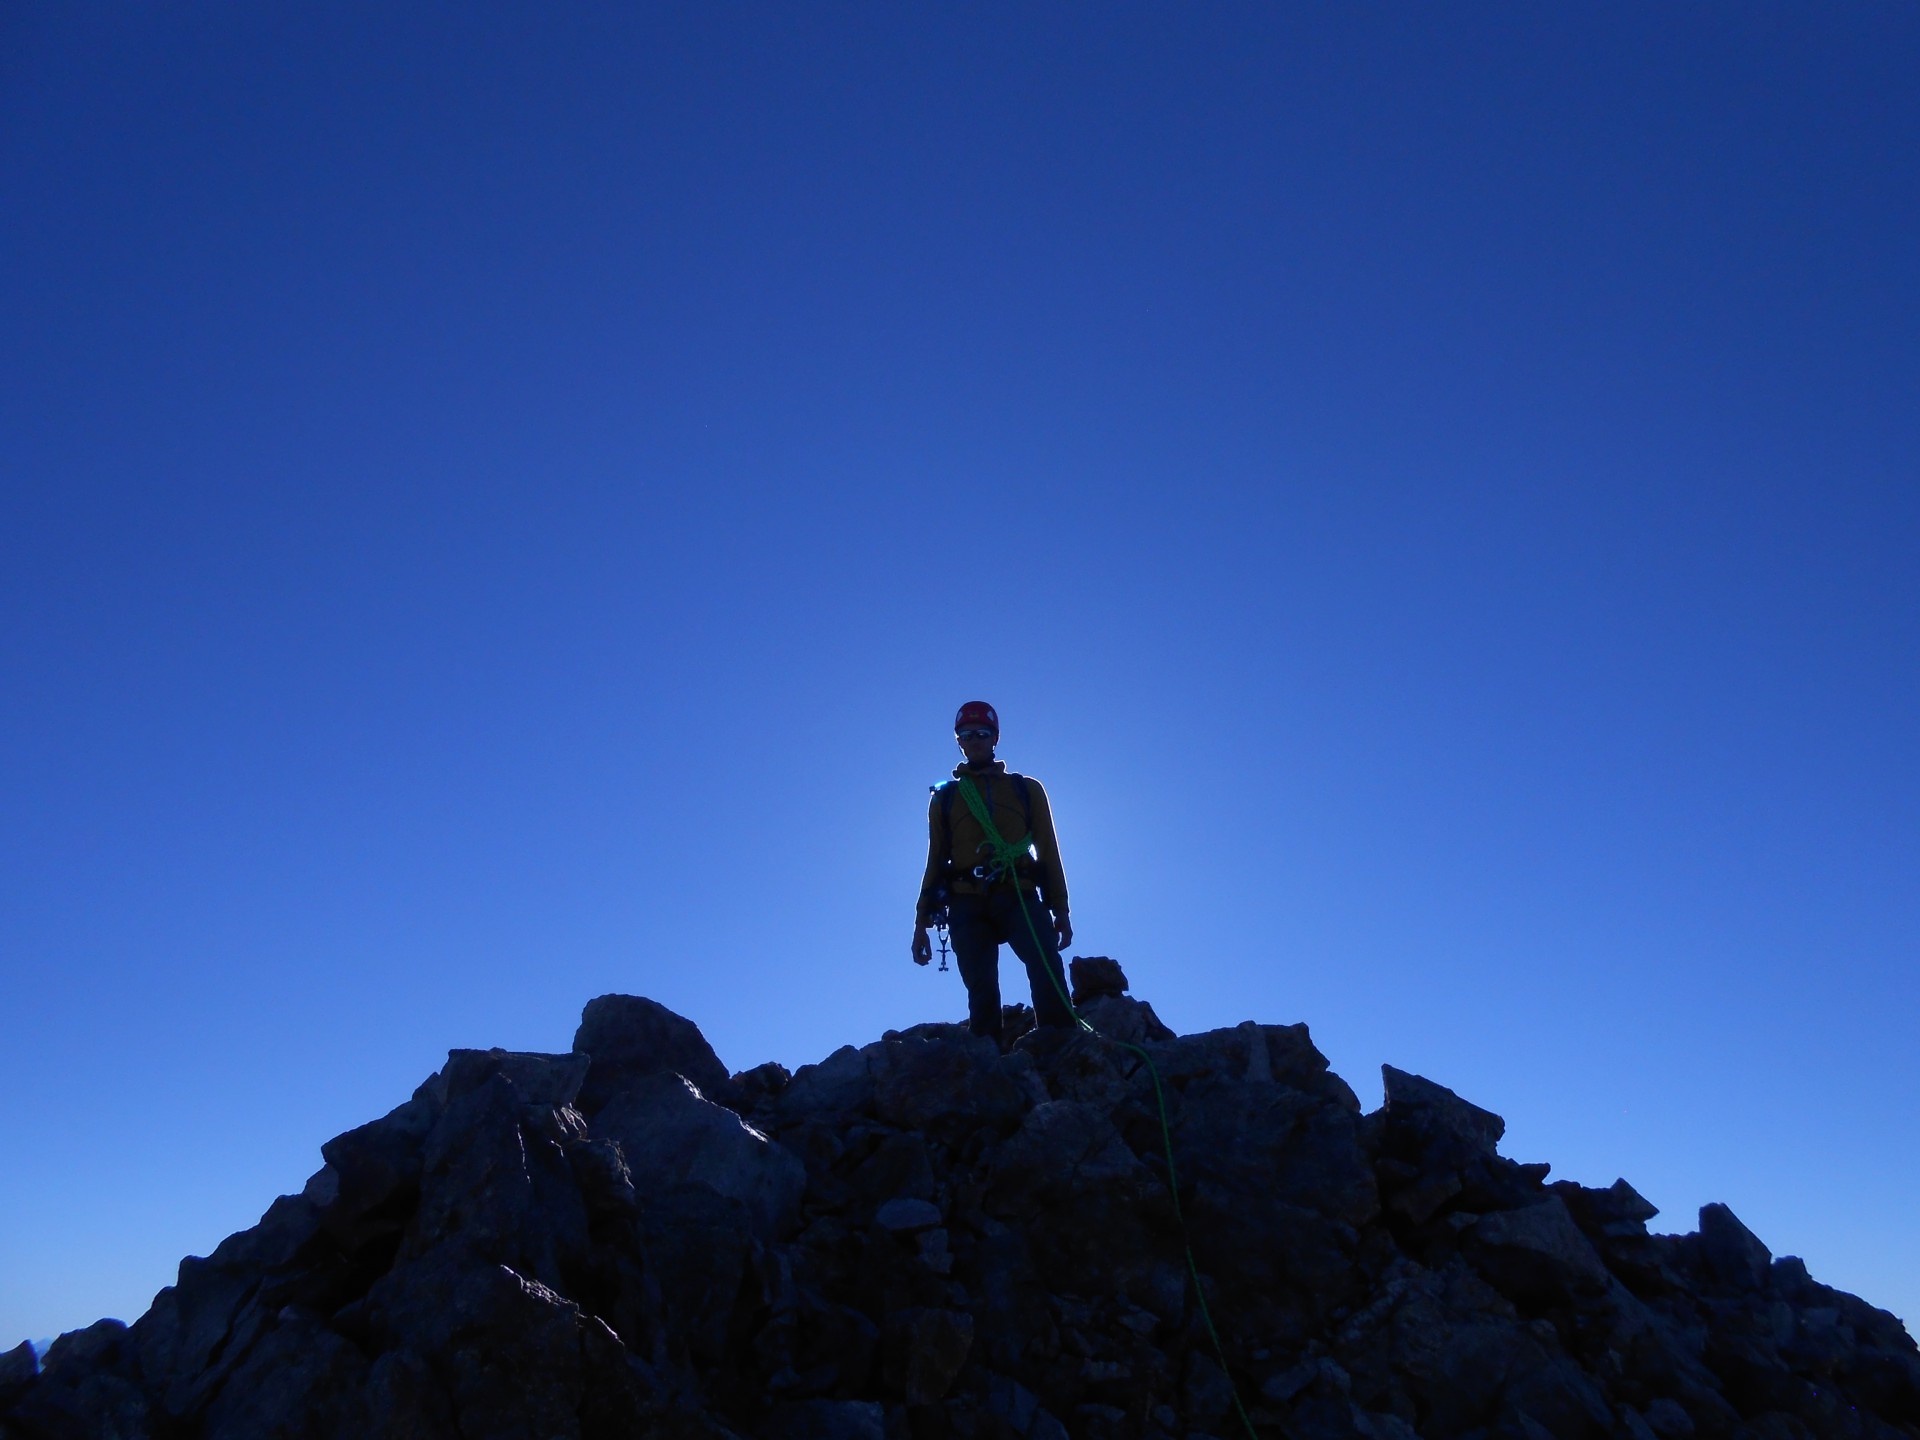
[3,4,1916,1345]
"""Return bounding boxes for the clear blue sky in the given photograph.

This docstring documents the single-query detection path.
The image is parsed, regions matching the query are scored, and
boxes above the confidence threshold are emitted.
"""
[3,4,1915,1346]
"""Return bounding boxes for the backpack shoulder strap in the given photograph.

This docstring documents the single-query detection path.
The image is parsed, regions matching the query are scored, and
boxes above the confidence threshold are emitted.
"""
[1012,774,1033,834]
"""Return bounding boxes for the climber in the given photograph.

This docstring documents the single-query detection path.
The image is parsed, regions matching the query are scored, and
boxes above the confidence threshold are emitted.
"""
[912,701,1074,1043]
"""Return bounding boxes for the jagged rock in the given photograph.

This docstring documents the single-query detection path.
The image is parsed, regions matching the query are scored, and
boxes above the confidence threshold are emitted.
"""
[8,1320,153,1440]
[990,1101,1152,1212]
[573,993,737,1113]
[9,985,1918,1440]
[732,1060,791,1115]
[1173,1067,1377,1229]
[871,1031,1028,1132]
[1069,955,1130,1003]
[568,1134,639,1217]
[1078,993,1176,1044]
[130,1190,331,1419]
[433,1046,590,1110]
[200,1308,369,1440]
[1381,1067,1505,1152]
[1374,1065,1527,1226]
[312,1087,436,1252]
[777,1042,882,1120]
[1698,1202,1772,1292]
[400,1069,592,1290]
[593,1071,805,1240]
[0,1342,35,1410]
[365,1259,663,1439]
[1464,1197,1611,1302]
[1554,1176,1661,1249]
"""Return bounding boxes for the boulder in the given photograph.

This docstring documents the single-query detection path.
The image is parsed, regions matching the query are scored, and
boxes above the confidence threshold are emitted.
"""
[1554,1176,1660,1241]
[593,1071,805,1239]
[1069,955,1130,1004]
[1077,993,1176,1044]
[573,994,737,1114]
[1379,1066,1505,1155]
[1698,1202,1771,1292]
[1464,1197,1611,1301]
[1172,1074,1378,1229]
[777,1042,883,1121]
[987,1101,1153,1217]
[1373,1066,1513,1224]
[871,1031,1028,1132]
[399,1070,592,1290]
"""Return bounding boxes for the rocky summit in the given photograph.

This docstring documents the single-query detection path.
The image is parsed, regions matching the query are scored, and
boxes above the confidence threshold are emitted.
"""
[6,961,1916,1440]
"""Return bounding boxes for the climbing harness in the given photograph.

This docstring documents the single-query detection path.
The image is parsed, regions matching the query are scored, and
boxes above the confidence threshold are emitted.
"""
[950,775,1260,1440]
[935,775,1034,879]
[928,773,1035,958]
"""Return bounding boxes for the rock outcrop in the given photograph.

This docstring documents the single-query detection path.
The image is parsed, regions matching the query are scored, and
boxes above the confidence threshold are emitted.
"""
[6,964,1916,1440]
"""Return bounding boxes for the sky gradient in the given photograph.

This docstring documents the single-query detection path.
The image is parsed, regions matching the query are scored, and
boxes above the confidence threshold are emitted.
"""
[3,4,1916,1345]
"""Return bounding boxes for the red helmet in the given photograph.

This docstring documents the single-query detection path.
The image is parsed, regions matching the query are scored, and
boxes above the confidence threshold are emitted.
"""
[954,700,999,735]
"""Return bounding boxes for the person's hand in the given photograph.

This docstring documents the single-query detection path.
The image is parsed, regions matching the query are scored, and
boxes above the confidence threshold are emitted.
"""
[1055,913,1073,950]
[912,927,932,966]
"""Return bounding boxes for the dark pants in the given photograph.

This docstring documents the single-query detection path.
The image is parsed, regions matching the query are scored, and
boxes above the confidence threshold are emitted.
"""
[947,889,1073,1040]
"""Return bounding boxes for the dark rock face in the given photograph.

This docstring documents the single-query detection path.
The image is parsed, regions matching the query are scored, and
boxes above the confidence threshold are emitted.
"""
[8,963,1917,1440]
[1070,957,1130,1005]
[574,993,740,1113]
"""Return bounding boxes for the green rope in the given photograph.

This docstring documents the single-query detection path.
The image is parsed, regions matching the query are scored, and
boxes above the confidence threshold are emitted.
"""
[954,776,1260,1440]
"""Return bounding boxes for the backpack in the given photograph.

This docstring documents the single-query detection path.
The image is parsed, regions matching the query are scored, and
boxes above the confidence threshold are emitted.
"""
[935,772,1033,842]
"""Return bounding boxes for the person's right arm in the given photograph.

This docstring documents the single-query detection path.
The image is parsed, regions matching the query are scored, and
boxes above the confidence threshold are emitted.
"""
[912,789,945,964]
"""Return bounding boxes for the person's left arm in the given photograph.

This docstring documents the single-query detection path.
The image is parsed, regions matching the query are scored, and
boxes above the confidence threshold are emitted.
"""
[1028,779,1073,949]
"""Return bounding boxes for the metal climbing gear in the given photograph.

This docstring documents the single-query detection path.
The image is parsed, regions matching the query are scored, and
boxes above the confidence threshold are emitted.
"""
[929,889,952,972]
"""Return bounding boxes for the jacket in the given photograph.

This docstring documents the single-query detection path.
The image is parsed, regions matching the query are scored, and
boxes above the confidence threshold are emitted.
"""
[916,760,1070,925]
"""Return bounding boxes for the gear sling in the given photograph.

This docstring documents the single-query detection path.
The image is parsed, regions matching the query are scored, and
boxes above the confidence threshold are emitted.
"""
[934,772,1040,888]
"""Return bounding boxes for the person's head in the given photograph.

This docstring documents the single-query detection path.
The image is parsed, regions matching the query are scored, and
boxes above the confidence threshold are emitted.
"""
[954,700,998,765]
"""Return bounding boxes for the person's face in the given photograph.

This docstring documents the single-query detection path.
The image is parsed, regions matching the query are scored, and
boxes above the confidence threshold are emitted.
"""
[956,726,997,764]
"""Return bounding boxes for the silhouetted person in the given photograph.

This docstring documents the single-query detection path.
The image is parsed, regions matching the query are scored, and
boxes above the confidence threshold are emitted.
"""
[912,702,1073,1043]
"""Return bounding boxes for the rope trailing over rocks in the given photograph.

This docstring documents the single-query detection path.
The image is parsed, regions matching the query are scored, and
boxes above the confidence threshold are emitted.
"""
[954,774,1260,1440]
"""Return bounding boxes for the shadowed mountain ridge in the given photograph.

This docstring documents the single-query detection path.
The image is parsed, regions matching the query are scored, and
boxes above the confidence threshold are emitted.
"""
[5,960,1915,1440]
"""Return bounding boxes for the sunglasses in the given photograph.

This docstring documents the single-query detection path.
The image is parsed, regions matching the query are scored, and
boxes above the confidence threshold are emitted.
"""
[956,728,997,741]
